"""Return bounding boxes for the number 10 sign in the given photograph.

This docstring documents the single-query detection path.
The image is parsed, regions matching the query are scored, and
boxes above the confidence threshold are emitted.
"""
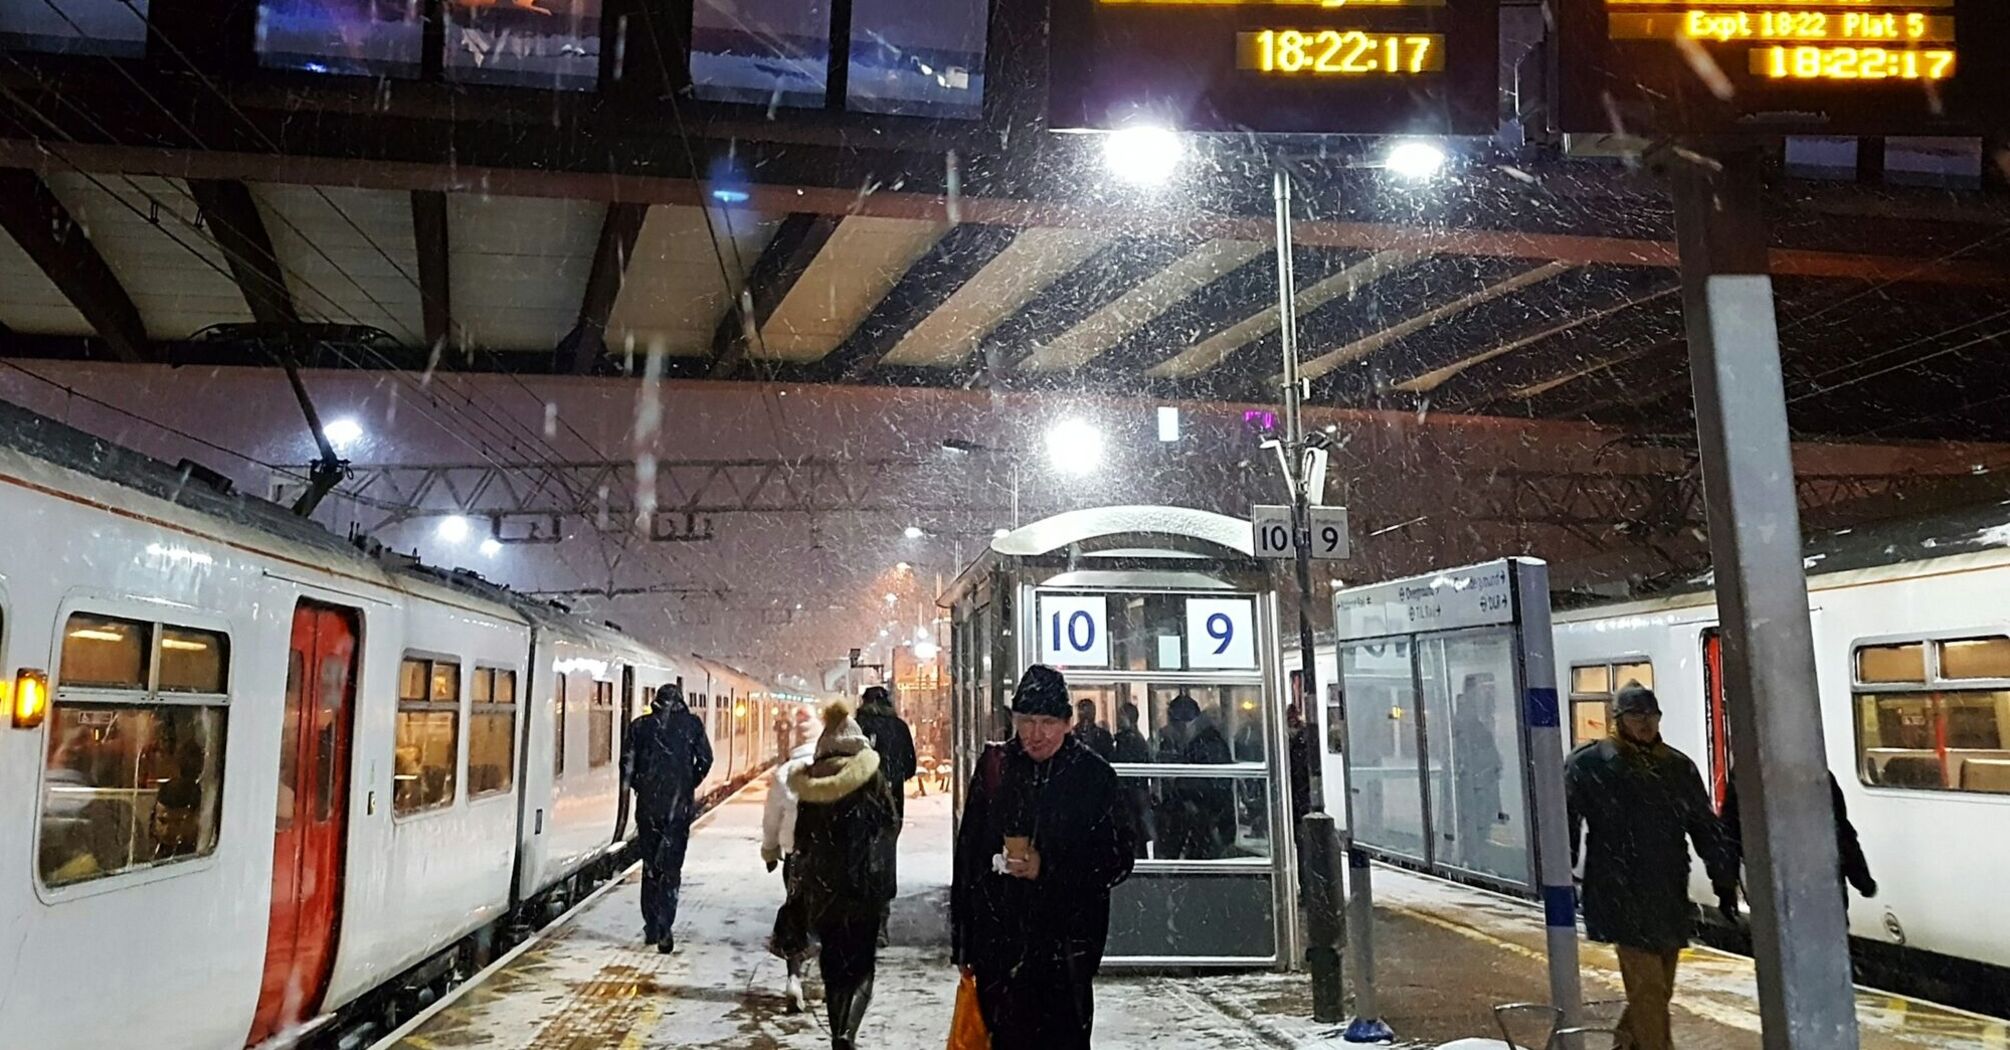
[1040,593,1110,668]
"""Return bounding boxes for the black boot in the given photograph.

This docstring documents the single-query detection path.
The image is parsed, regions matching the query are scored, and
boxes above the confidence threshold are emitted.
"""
[826,982,856,1050]
[841,975,874,1048]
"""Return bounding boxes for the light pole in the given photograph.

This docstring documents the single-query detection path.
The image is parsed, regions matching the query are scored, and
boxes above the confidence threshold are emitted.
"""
[941,438,1022,529]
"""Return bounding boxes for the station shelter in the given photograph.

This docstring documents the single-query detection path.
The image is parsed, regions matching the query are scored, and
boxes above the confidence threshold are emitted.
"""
[941,506,1298,967]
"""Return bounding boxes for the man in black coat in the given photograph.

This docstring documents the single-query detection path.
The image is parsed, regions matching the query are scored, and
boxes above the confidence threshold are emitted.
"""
[626,683,713,952]
[854,685,915,946]
[952,666,1135,1050]
[1720,766,1876,902]
[1074,698,1117,762]
[1566,684,1737,1050]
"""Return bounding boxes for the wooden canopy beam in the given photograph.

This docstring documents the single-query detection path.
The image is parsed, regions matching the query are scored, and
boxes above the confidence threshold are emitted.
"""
[0,168,150,362]
[708,212,840,380]
[189,178,297,326]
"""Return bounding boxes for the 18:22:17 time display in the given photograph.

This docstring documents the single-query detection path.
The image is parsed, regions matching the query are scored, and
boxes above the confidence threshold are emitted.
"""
[1239,29,1446,75]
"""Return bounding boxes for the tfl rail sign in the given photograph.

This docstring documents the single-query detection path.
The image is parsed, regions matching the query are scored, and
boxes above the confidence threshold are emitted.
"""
[1048,0,1500,134]
[1553,0,2009,131]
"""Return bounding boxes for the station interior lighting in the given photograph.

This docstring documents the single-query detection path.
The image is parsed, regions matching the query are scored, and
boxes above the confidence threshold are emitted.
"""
[436,516,471,543]
[1157,406,1180,443]
[903,525,925,539]
[1045,418,1106,476]
[914,640,940,661]
[322,417,364,449]
[884,593,899,604]
[896,561,911,572]
[1384,140,1448,181]
[1102,125,1184,187]
[480,538,503,557]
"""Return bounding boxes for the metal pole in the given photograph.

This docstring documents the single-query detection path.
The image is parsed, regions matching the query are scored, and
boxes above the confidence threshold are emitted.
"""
[1670,144,1859,1050]
[1276,164,1346,1024]
[1512,558,1583,1042]
[1341,845,1392,1042]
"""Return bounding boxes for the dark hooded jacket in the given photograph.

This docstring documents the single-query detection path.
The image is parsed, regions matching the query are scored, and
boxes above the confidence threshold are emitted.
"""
[792,747,900,918]
[951,735,1134,973]
[1566,733,1736,951]
[627,687,713,828]
[855,694,917,793]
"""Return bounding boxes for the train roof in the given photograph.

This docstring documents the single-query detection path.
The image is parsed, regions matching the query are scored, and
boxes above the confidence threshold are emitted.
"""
[0,397,696,672]
[1557,496,2010,620]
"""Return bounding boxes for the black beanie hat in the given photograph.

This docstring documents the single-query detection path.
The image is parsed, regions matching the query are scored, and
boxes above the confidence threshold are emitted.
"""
[1011,665,1072,718]
[1614,683,1661,717]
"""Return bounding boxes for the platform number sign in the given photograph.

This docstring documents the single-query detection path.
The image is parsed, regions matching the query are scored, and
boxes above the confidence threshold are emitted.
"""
[1039,593,1110,669]
[1253,505,1350,560]
[1186,598,1257,669]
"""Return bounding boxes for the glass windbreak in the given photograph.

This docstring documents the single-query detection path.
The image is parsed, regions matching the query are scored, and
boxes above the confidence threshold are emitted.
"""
[1065,682,1267,765]
[1341,638,1426,859]
[1418,630,1528,887]
[1117,771,1271,862]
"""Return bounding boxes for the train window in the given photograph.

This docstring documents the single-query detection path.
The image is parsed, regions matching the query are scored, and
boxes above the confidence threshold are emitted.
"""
[157,627,229,694]
[394,656,460,815]
[554,674,568,780]
[1856,642,1927,684]
[41,613,230,888]
[588,680,615,767]
[1567,659,1653,747]
[1939,637,2010,680]
[469,668,517,797]
[1853,636,2010,795]
[60,614,149,689]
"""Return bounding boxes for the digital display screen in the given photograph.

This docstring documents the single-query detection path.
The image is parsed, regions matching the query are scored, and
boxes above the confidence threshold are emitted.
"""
[1048,0,1498,134]
[1554,0,2006,131]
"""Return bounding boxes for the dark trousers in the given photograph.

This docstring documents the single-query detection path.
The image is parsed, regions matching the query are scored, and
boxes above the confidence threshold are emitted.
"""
[638,818,691,942]
[816,905,884,992]
[975,943,1100,1050]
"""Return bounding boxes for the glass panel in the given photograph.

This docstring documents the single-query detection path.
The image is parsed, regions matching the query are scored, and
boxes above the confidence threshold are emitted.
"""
[469,710,515,796]
[431,661,460,702]
[1341,638,1426,859]
[40,703,225,885]
[1119,772,1270,861]
[589,697,613,767]
[314,652,348,820]
[0,0,148,56]
[472,667,493,704]
[846,0,987,117]
[553,675,567,779]
[256,0,425,77]
[158,627,228,694]
[445,0,599,89]
[1419,630,1528,886]
[1858,643,1926,684]
[1612,661,1654,692]
[496,670,517,704]
[1569,664,1610,696]
[1572,698,1610,747]
[400,658,428,701]
[61,614,149,690]
[277,650,304,831]
[689,0,829,108]
[393,709,457,813]
[1940,638,2010,680]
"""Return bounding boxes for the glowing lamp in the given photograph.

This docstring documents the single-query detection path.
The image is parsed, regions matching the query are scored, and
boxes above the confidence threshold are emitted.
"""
[12,668,49,729]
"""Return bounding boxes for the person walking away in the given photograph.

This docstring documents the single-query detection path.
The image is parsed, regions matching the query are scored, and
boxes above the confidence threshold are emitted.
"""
[792,701,899,1050]
[1113,701,1154,857]
[854,685,915,947]
[1566,684,1738,1050]
[1074,699,1117,761]
[762,734,821,1013]
[1719,765,1876,908]
[952,665,1135,1050]
[627,683,714,953]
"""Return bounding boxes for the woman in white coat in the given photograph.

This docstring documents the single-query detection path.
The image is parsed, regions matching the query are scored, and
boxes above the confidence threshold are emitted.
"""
[762,736,819,1012]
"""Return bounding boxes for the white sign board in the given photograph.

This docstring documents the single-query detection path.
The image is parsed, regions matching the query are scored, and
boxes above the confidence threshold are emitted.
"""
[1038,593,1109,668]
[1185,597,1257,669]
[1332,559,1519,640]
[1252,505,1293,558]
[1308,505,1350,560]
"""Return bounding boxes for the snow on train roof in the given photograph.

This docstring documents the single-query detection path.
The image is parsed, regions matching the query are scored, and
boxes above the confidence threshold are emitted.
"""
[1560,496,2010,615]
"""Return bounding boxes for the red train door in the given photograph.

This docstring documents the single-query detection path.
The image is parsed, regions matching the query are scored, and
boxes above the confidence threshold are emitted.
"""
[1703,629,1731,810]
[249,602,358,1045]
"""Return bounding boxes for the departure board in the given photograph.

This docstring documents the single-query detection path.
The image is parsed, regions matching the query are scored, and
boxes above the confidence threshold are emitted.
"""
[1555,0,2007,132]
[1048,0,1500,135]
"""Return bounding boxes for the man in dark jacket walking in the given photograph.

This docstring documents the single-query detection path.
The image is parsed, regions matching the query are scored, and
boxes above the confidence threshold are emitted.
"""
[1566,684,1737,1050]
[952,666,1135,1050]
[854,685,915,947]
[1720,767,1876,903]
[626,683,713,952]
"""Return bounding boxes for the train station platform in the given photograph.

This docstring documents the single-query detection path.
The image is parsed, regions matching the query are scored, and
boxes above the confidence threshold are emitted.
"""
[381,781,2007,1050]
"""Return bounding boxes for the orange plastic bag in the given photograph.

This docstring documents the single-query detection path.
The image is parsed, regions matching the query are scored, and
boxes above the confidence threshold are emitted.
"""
[948,972,991,1050]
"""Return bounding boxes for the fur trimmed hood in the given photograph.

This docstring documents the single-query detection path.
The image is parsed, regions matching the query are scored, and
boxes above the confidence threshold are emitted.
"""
[788,747,881,804]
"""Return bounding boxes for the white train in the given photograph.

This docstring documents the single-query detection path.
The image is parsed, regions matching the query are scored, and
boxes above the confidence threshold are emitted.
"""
[0,401,811,1049]
[1303,508,2010,987]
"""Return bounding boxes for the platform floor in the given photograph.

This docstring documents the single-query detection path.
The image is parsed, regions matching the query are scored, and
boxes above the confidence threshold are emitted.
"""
[385,781,2008,1050]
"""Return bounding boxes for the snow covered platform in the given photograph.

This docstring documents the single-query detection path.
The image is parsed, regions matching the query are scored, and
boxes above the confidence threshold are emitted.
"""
[379,781,2008,1050]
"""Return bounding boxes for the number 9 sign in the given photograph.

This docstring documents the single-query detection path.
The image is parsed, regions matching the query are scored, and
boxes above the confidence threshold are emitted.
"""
[1038,593,1109,668]
[1186,598,1256,669]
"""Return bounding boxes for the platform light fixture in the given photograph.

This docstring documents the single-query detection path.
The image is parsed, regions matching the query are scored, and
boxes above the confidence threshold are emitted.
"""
[903,525,925,539]
[1045,418,1105,476]
[480,538,503,557]
[436,516,471,543]
[1157,406,1180,442]
[1384,140,1448,181]
[1103,125,1184,187]
[993,527,1010,539]
[322,417,364,449]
